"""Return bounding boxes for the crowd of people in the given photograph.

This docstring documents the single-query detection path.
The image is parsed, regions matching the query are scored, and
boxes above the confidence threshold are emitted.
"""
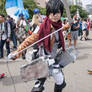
[0,11,44,59]
[0,13,91,59]
[63,14,91,49]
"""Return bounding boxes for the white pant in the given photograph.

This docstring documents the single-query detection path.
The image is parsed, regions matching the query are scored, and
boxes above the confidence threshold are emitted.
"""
[52,69,64,85]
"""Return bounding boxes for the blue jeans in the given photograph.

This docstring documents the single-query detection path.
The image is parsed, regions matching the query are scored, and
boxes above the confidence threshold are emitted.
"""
[0,39,10,57]
[11,31,17,48]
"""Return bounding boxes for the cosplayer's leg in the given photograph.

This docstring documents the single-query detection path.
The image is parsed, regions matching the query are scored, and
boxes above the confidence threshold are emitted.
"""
[52,70,66,92]
[31,78,46,92]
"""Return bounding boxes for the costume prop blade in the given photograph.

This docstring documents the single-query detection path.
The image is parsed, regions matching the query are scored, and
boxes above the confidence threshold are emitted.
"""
[8,27,64,59]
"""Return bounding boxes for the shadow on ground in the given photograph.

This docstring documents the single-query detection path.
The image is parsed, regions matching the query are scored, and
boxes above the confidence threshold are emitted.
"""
[78,46,92,50]
[77,53,89,60]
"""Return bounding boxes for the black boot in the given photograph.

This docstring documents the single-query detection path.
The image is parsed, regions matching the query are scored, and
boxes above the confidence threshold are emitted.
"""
[31,85,44,92]
[54,81,66,92]
[31,78,46,92]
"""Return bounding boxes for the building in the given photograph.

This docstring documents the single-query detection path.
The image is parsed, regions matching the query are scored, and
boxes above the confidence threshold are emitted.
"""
[86,4,92,14]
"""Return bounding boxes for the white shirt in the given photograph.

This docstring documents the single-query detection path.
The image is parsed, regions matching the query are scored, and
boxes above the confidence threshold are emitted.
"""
[19,20,26,27]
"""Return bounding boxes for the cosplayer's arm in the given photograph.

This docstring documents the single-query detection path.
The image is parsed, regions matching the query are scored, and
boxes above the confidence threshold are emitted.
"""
[12,33,39,59]
[63,23,70,31]
[10,24,43,59]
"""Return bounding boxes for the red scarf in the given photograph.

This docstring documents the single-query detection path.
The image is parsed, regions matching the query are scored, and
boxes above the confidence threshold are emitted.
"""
[37,17,65,52]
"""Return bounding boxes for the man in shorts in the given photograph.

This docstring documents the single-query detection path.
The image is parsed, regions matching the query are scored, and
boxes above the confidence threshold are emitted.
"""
[70,18,80,49]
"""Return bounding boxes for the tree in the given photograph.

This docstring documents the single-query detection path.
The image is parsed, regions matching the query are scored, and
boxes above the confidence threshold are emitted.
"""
[63,5,89,19]
[70,5,88,18]
[0,0,6,15]
[23,0,46,18]
[0,0,46,18]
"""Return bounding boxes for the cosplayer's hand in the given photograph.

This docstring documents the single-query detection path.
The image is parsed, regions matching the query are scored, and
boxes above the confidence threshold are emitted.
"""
[8,51,19,60]
[63,23,70,30]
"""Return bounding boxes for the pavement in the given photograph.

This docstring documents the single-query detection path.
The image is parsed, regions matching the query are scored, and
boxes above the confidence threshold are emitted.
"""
[0,30,92,92]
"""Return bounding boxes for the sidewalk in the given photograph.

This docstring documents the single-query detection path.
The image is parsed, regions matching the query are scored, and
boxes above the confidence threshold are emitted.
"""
[0,30,92,92]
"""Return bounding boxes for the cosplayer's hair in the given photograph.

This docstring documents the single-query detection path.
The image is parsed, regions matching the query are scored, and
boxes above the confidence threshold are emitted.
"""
[46,0,64,17]
[31,14,40,26]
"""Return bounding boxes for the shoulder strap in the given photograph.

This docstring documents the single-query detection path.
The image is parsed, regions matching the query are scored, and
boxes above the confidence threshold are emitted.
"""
[4,21,8,31]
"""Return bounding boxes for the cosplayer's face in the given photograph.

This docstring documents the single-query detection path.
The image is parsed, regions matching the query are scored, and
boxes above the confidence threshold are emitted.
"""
[49,12,61,22]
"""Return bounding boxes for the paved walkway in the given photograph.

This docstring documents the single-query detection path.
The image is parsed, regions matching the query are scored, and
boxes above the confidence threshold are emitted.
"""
[0,30,92,92]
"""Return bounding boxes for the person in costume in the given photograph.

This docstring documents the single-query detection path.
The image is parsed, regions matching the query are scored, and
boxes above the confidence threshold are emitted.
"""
[16,13,29,59]
[9,0,70,92]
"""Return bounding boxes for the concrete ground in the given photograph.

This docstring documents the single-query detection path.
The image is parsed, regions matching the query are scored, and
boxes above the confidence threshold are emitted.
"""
[0,30,92,92]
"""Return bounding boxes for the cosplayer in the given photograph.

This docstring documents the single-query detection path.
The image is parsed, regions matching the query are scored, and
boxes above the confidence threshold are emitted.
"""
[16,13,29,59]
[9,0,70,92]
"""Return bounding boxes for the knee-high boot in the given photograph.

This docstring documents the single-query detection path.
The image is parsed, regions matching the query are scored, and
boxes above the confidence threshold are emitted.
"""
[54,81,66,92]
[31,78,46,92]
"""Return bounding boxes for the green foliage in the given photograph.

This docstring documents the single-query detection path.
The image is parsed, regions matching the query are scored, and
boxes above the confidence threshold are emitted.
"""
[59,5,88,19]
[0,0,88,19]
[62,5,88,18]
[69,5,88,18]
[0,0,6,15]
[23,0,46,18]
[0,0,46,18]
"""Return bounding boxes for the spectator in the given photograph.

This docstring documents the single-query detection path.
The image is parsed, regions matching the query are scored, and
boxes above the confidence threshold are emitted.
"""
[30,14,41,33]
[0,14,11,58]
[70,18,80,48]
[77,18,82,39]
[6,16,17,49]
[86,18,90,40]
[81,18,88,41]
[16,13,28,59]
